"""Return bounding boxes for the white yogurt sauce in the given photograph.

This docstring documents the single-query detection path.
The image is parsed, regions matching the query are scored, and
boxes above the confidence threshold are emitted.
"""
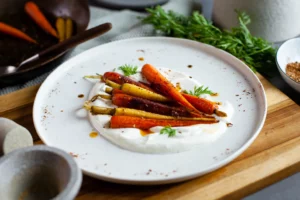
[88,68,234,154]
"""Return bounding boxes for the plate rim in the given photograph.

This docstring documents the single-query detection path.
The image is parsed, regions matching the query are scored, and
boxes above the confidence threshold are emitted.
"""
[33,37,267,185]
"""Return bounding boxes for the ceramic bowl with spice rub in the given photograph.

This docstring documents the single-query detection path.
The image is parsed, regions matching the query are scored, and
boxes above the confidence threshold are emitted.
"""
[276,37,300,93]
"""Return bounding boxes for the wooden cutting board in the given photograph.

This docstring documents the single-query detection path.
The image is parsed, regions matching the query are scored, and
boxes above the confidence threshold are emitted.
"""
[1,74,300,200]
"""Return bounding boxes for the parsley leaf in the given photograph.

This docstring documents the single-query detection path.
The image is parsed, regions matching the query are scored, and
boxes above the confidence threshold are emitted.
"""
[142,6,276,77]
[184,86,213,97]
[160,126,176,137]
[118,64,138,76]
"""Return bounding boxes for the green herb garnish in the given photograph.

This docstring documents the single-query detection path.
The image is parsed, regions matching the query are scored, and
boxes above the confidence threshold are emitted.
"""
[142,6,276,76]
[184,86,213,97]
[160,125,176,137]
[118,64,138,76]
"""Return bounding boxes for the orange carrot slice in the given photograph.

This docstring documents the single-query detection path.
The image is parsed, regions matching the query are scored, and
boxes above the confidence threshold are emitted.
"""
[142,64,202,116]
[0,22,37,44]
[25,1,58,38]
[110,116,217,129]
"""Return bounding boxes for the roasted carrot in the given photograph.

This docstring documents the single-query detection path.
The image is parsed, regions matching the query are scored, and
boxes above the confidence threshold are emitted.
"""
[103,71,227,116]
[182,93,217,114]
[103,72,153,91]
[142,64,202,116]
[182,93,227,117]
[104,81,170,102]
[25,1,58,38]
[109,88,123,95]
[105,79,121,89]
[122,83,169,102]
[110,116,217,129]
[84,103,216,121]
[0,22,37,44]
[109,93,201,118]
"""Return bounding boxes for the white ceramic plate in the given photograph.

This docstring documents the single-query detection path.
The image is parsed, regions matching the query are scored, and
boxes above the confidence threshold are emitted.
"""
[33,37,267,185]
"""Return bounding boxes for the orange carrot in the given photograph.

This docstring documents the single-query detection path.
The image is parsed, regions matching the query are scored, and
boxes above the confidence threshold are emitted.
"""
[182,93,217,114]
[110,116,218,129]
[0,22,37,44]
[142,64,202,116]
[103,72,153,91]
[25,1,58,38]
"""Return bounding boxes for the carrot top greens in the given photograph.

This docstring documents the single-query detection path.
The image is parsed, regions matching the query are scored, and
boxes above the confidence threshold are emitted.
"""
[183,86,213,97]
[118,64,138,76]
[160,125,176,137]
[142,6,276,77]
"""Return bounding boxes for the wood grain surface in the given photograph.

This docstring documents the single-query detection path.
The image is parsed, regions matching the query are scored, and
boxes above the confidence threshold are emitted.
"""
[0,74,299,200]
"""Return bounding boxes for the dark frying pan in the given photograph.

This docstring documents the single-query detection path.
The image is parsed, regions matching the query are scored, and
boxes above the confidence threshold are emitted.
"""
[0,0,90,87]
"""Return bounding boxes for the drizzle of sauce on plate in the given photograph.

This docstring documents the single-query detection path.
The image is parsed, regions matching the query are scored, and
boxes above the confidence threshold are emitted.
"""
[210,93,219,97]
[140,129,154,136]
[138,57,144,61]
[89,131,98,138]
[78,94,84,98]
[226,123,233,127]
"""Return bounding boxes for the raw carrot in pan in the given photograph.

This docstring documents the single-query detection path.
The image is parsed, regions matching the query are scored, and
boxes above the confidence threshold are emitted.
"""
[65,18,73,39]
[110,116,217,129]
[56,17,65,42]
[142,64,202,116]
[0,22,37,44]
[103,72,153,91]
[25,1,58,38]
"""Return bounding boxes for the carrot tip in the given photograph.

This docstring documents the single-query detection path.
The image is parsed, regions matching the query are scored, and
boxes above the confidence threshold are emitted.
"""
[215,110,227,117]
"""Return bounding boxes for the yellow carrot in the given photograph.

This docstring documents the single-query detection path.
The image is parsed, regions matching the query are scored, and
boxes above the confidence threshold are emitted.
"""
[56,17,65,42]
[65,18,73,39]
[84,103,216,121]
[121,83,169,102]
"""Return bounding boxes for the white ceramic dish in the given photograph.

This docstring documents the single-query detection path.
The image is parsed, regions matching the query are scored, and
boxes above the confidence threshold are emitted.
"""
[33,37,267,185]
[276,37,300,93]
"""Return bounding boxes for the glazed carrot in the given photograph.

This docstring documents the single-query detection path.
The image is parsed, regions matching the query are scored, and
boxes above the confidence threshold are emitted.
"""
[103,72,227,116]
[110,116,217,129]
[104,80,170,102]
[182,93,217,114]
[142,64,202,116]
[25,1,58,38]
[182,94,227,117]
[0,22,36,44]
[109,93,201,118]
[109,88,123,95]
[84,103,216,121]
[103,72,153,91]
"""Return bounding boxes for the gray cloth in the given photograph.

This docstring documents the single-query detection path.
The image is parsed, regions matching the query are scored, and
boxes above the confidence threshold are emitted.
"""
[0,0,194,95]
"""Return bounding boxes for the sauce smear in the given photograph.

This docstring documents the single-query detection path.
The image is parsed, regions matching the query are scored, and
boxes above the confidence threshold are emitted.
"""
[140,129,154,136]
[89,131,98,138]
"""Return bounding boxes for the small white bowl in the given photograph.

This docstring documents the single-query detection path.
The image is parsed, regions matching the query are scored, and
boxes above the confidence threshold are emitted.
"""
[276,38,300,93]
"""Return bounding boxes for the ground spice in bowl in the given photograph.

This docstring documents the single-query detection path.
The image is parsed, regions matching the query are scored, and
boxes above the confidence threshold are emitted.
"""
[286,62,300,83]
